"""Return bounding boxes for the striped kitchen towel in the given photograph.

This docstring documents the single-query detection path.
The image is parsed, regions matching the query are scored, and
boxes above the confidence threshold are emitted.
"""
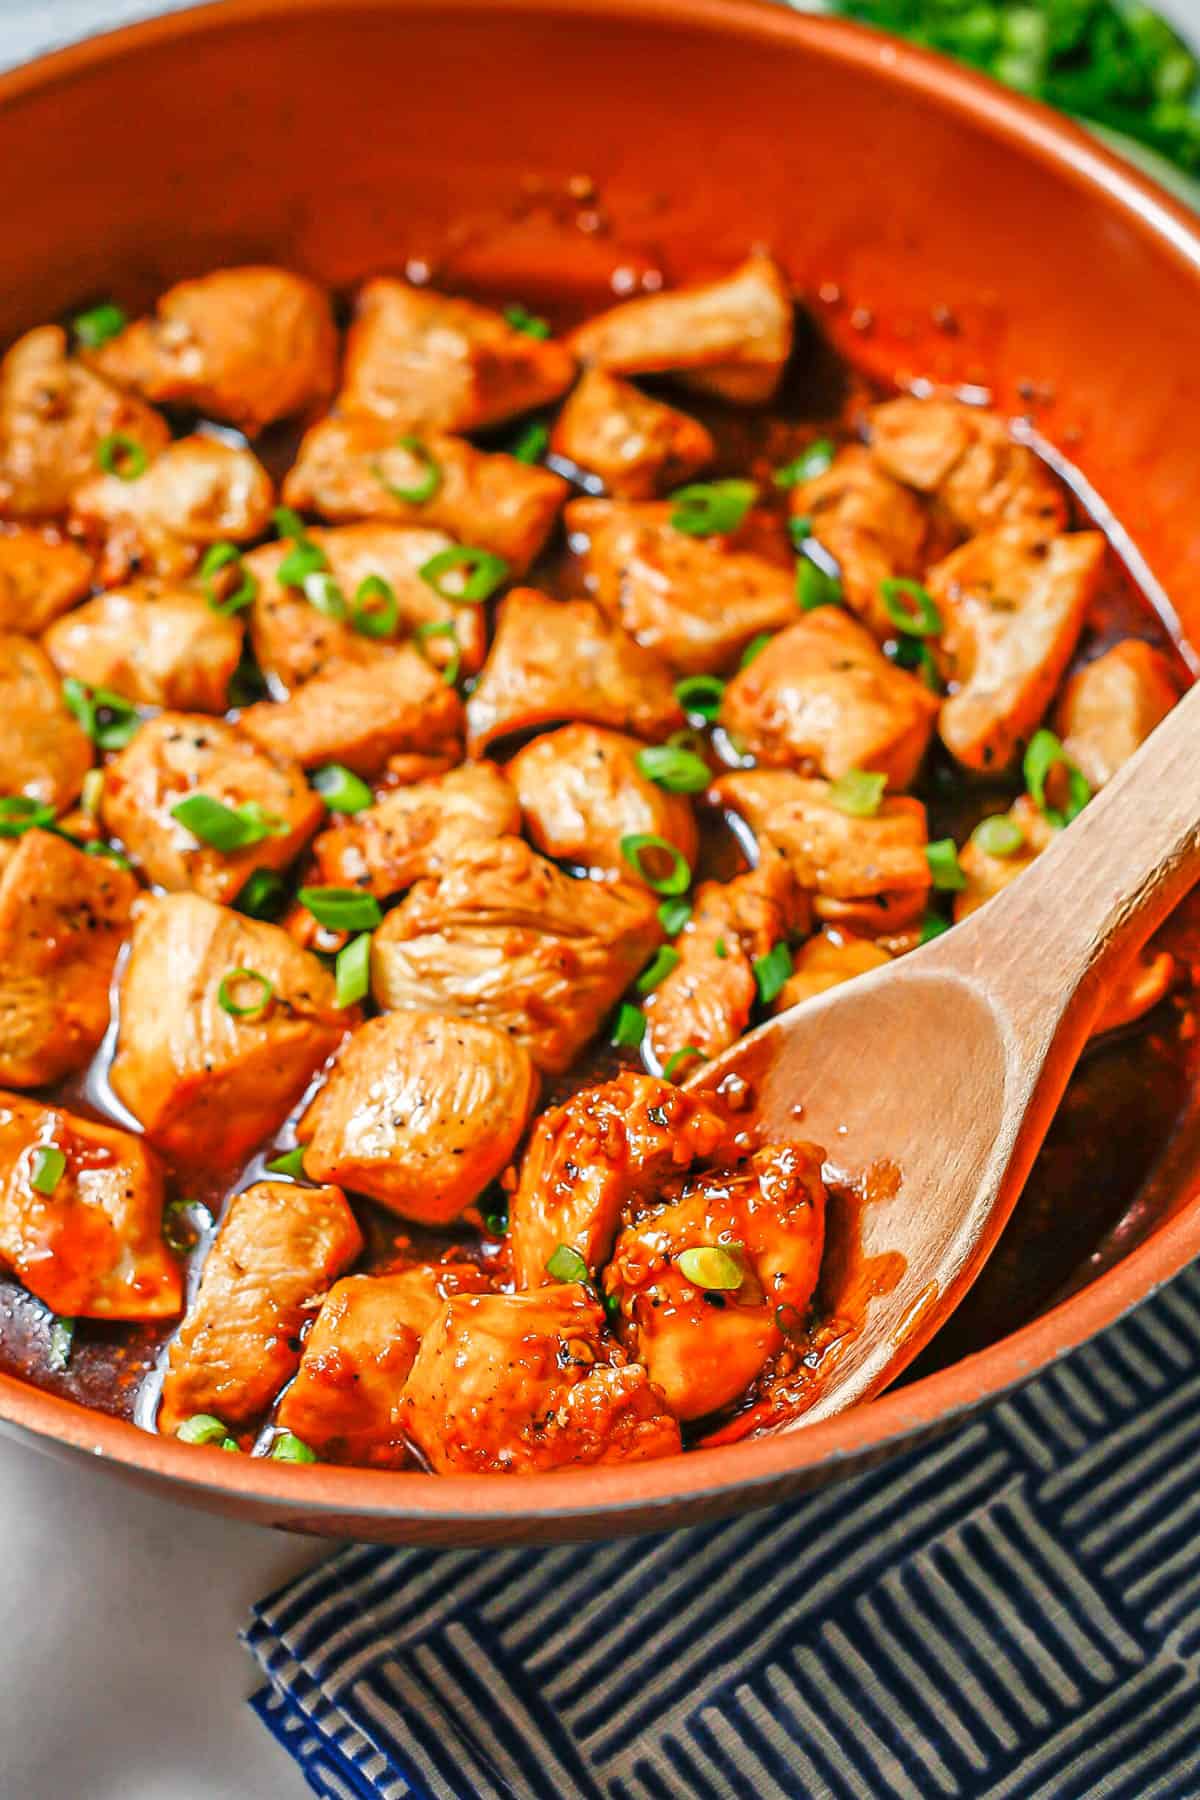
[245,1260,1200,1800]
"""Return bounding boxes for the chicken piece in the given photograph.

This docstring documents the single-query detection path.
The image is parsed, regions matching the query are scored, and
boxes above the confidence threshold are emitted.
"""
[506,723,698,880]
[0,830,137,1088]
[88,266,337,435]
[339,278,575,431]
[43,577,242,712]
[868,396,1067,541]
[568,498,797,675]
[0,325,169,519]
[509,1073,730,1289]
[0,1093,180,1320]
[401,1285,682,1474]
[569,253,793,405]
[101,714,322,902]
[1055,639,1179,790]
[70,435,274,584]
[720,608,939,789]
[0,526,93,632]
[384,749,461,786]
[277,1263,492,1466]
[298,1011,538,1223]
[790,445,932,640]
[466,587,683,754]
[313,762,517,898]
[930,529,1105,773]
[158,1179,362,1434]
[371,836,662,1074]
[245,523,486,690]
[282,418,567,574]
[239,645,464,777]
[604,1143,826,1421]
[110,892,347,1167]
[550,368,713,499]
[0,634,92,810]
[644,854,805,1072]
[774,930,892,1011]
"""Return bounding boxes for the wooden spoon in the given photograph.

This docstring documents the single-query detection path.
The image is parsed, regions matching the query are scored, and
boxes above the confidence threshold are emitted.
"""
[691,678,1200,1425]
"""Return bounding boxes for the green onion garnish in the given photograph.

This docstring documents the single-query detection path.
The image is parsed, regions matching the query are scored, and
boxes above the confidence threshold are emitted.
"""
[0,796,55,838]
[828,769,887,817]
[73,301,126,348]
[273,506,309,540]
[162,1197,214,1255]
[635,743,710,794]
[545,1243,589,1283]
[278,538,329,590]
[603,1290,622,1323]
[620,833,691,895]
[265,1147,306,1179]
[677,1244,745,1290]
[504,303,551,339]
[739,632,774,670]
[715,937,728,959]
[47,1315,75,1371]
[881,578,942,638]
[612,1002,647,1049]
[80,769,104,818]
[972,814,1025,859]
[372,435,442,504]
[335,932,372,1008]
[797,557,843,612]
[199,542,257,615]
[413,619,462,686]
[95,432,148,481]
[176,1413,237,1449]
[926,838,967,892]
[773,439,835,488]
[30,1146,66,1196]
[171,794,288,851]
[86,842,132,870]
[351,574,398,639]
[789,514,814,549]
[217,968,275,1019]
[669,479,757,537]
[510,420,549,464]
[636,946,681,994]
[303,570,347,620]
[886,633,942,693]
[1024,728,1091,828]
[271,1431,318,1464]
[313,764,373,813]
[234,869,286,920]
[657,897,692,937]
[753,941,793,1004]
[62,679,141,750]
[418,545,509,603]
[920,912,951,944]
[662,1046,705,1081]
[674,674,725,722]
[481,1199,509,1237]
[297,886,383,932]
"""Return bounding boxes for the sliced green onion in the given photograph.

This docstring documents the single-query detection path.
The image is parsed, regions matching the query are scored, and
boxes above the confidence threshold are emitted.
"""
[80,769,104,818]
[303,570,347,620]
[217,968,275,1019]
[669,479,756,537]
[510,420,549,464]
[265,1147,306,1179]
[881,578,942,638]
[603,1290,622,1323]
[176,1413,234,1447]
[273,506,309,541]
[635,743,710,794]
[199,541,239,584]
[271,1431,317,1464]
[926,838,967,892]
[789,514,814,549]
[674,674,725,722]
[481,1199,509,1237]
[413,619,462,687]
[753,941,794,1004]
[663,1046,705,1081]
[297,885,383,931]
[739,632,774,670]
[886,633,942,693]
[620,833,691,896]
[504,302,551,339]
[418,545,509,604]
[920,912,950,944]
[545,1243,589,1283]
[335,932,372,1008]
[313,764,373,813]
[62,678,141,750]
[351,574,398,639]
[715,937,728,959]
[74,301,126,348]
[797,557,843,612]
[86,842,132,870]
[1024,728,1091,828]
[95,432,148,481]
[47,1315,75,1372]
[972,814,1026,859]
[0,796,55,838]
[828,770,887,818]
[163,1197,214,1255]
[612,1002,647,1049]
[171,794,288,851]
[636,946,681,994]
[677,1244,745,1290]
[657,897,692,937]
[278,538,329,589]
[773,438,835,488]
[30,1146,66,1196]
[234,869,287,920]
[371,435,442,504]
[199,542,258,616]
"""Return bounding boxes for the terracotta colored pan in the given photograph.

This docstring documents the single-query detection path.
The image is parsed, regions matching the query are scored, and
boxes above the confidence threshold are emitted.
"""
[2,0,1200,1543]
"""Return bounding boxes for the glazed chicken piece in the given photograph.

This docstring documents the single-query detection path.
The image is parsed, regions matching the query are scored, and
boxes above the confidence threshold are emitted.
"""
[568,253,793,405]
[371,836,663,1074]
[44,577,243,712]
[0,526,93,632]
[568,498,797,675]
[282,418,567,574]
[313,762,518,898]
[509,1073,730,1289]
[0,829,137,1088]
[790,445,933,640]
[604,1142,826,1421]
[0,324,169,519]
[70,434,274,584]
[339,278,575,431]
[0,1093,181,1320]
[773,930,892,1010]
[88,265,338,435]
[110,892,347,1166]
[297,1011,538,1223]
[239,645,464,776]
[466,587,683,754]
[719,608,939,789]
[101,713,323,902]
[506,723,698,879]
[550,368,713,498]
[158,1179,362,1435]
[643,853,806,1073]
[401,1285,682,1475]
[245,523,486,690]
[929,528,1106,772]
[277,1263,492,1466]
[1055,639,1179,789]
[0,633,92,810]
[868,396,1067,541]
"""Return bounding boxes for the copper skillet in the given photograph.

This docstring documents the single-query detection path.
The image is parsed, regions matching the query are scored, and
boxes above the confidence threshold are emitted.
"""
[1,0,1200,1544]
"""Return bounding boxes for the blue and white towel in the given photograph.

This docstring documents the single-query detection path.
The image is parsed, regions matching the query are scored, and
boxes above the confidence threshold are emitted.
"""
[245,1261,1200,1800]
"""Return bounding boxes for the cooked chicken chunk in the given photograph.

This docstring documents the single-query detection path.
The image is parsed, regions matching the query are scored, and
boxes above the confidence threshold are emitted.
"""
[510,1073,729,1289]
[507,723,698,879]
[44,577,242,712]
[0,830,137,1088]
[466,587,683,754]
[89,266,337,435]
[339,278,575,430]
[569,254,793,404]
[111,892,347,1167]
[313,762,518,897]
[790,445,932,639]
[101,714,322,902]
[0,526,93,632]
[930,529,1105,772]
[0,1093,180,1320]
[371,836,663,1074]
[158,1179,362,1434]
[1055,639,1179,789]
[0,325,169,519]
[869,396,1067,540]
[774,930,892,1010]
[550,369,713,498]
[720,608,939,788]
[0,633,92,810]
[70,435,274,584]
[282,418,567,574]
[298,1011,538,1223]
[568,498,797,675]
[245,523,486,690]
[604,1143,826,1421]
[239,645,464,776]
[401,1286,681,1474]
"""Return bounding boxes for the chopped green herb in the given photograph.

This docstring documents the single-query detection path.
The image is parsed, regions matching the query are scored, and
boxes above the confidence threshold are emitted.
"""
[273,506,309,541]
[277,537,329,589]
[481,1199,509,1237]
[674,673,726,721]
[657,897,692,937]
[635,743,710,794]
[335,932,373,1008]
[265,1147,307,1179]
[636,946,681,994]
[302,570,347,620]
[972,814,1026,858]
[788,514,814,549]
[662,1045,706,1081]
[418,545,509,603]
[773,438,835,488]
[62,679,141,750]
[163,1197,214,1255]
[504,303,552,338]
[828,769,887,818]
[271,1431,318,1464]
[510,420,549,464]
[677,1244,745,1290]
[312,764,373,813]
[1024,728,1091,827]
[371,435,442,504]
[0,796,55,838]
[297,886,383,932]
[351,574,399,639]
[620,833,691,896]
[881,577,942,638]
[86,842,132,870]
[797,556,843,611]
[926,837,967,892]
[715,937,728,959]
[217,968,274,1019]
[545,1243,590,1283]
[234,869,287,921]
[612,1002,647,1049]
[669,479,757,537]
[199,541,258,616]
[739,632,775,670]
[73,301,126,348]
[30,1146,66,1196]
[176,1413,237,1449]
[47,1315,75,1372]
[886,633,942,692]
[95,432,148,481]
[170,794,288,851]
[920,911,951,944]
[753,941,794,1004]
[412,619,462,686]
